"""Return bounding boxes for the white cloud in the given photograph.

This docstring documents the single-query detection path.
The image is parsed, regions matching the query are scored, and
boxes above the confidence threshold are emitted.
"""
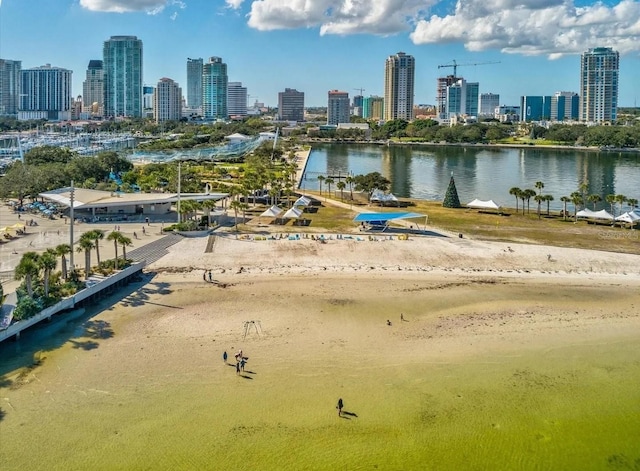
[80,0,168,13]
[410,0,640,56]
[247,0,433,35]
[241,0,640,56]
[226,0,245,9]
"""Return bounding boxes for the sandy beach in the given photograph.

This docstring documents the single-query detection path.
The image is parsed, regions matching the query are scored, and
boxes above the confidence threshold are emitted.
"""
[2,217,640,469]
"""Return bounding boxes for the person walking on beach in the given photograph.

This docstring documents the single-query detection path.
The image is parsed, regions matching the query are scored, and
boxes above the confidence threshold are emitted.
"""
[236,362,241,375]
[208,271,213,282]
[240,358,246,372]
[337,398,343,417]
[223,351,228,364]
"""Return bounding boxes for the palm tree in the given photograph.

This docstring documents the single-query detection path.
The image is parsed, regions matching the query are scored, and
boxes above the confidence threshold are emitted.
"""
[15,252,40,298]
[337,181,346,201]
[614,194,627,217]
[627,198,638,211]
[55,243,71,280]
[87,229,105,266]
[39,249,57,297]
[534,194,544,218]
[571,191,583,222]
[544,194,554,216]
[605,194,616,216]
[119,235,133,262]
[509,187,521,212]
[535,181,544,196]
[345,175,355,200]
[229,199,243,231]
[107,231,122,270]
[560,196,570,221]
[587,194,602,210]
[317,175,325,195]
[77,233,95,280]
[324,177,334,199]
[524,189,536,214]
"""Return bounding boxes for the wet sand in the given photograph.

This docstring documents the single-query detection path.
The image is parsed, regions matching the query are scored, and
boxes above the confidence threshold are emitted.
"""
[1,235,640,470]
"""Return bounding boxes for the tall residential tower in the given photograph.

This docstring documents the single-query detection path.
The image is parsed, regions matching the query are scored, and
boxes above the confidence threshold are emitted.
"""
[202,57,227,120]
[82,60,103,116]
[18,64,72,121]
[103,35,143,118]
[153,78,182,123]
[384,52,415,121]
[327,90,350,125]
[186,58,203,110]
[0,59,21,117]
[580,47,619,123]
[278,88,305,122]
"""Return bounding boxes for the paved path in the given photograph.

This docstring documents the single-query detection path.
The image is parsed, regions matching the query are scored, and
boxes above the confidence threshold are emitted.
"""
[126,233,185,265]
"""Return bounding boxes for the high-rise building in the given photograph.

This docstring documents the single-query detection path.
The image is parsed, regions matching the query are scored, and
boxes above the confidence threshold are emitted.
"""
[437,75,459,119]
[550,91,579,121]
[327,90,350,125]
[153,78,182,123]
[520,96,552,121]
[103,35,143,118]
[82,60,103,116]
[362,96,384,120]
[580,47,619,123]
[446,79,479,119]
[352,95,363,118]
[278,88,304,122]
[227,82,247,119]
[202,57,227,120]
[384,52,415,121]
[18,64,72,121]
[0,59,21,117]
[186,58,203,110]
[479,93,500,117]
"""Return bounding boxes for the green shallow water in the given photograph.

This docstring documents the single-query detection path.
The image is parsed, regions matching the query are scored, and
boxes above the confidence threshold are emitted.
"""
[1,336,639,471]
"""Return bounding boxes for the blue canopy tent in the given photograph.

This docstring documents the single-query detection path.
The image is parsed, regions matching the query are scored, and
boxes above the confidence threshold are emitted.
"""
[353,212,427,232]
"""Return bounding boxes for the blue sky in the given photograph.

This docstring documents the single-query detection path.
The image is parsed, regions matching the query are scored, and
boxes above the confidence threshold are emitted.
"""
[0,0,638,108]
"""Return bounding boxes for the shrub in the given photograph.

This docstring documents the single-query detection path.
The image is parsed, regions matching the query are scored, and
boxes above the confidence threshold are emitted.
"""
[13,297,42,321]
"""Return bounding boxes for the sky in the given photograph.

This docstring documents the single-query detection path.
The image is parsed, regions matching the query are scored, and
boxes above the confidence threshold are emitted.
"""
[0,0,639,108]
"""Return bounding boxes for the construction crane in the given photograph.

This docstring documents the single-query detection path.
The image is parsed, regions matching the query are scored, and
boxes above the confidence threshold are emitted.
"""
[437,60,500,77]
[353,88,366,96]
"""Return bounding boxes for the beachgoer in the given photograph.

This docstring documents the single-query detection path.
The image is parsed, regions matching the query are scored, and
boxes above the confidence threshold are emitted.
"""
[223,351,228,363]
[400,313,404,321]
[240,358,246,371]
[337,398,343,416]
[142,226,146,235]
[208,271,213,282]
[133,232,138,239]
[387,320,392,326]
[236,362,240,375]
[145,217,149,226]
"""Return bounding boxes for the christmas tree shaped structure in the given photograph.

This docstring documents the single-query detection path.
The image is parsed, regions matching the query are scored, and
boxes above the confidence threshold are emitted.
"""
[442,175,462,208]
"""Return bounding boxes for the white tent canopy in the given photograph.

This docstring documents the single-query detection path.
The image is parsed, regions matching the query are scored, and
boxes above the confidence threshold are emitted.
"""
[282,207,303,219]
[577,208,614,220]
[293,196,312,207]
[370,189,398,203]
[615,211,640,223]
[260,205,283,218]
[467,199,500,210]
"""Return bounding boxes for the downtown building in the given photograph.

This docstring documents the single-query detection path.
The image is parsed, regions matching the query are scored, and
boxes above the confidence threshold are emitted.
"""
[227,82,247,119]
[384,52,415,121]
[362,96,384,120]
[520,93,579,122]
[202,57,227,121]
[82,60,103,116]
[18,64,72,121]
[103,35,143,118]
[186,58,203,114]
[445,78,479,120]
[278,88,305,122]
[327,90,350,125]
[479,93,500,117]
[550,92,579,121]
[153,78,182,123]
[0,59,21,117]
[580,47,619,123]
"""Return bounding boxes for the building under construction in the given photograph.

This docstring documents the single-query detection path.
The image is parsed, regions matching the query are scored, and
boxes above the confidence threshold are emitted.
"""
[437,75,460,119]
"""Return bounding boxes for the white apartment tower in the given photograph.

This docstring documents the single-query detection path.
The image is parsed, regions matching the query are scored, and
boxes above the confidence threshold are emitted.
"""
[580,47,619,123]
[227,82,247,119]
[153,78,182,123]
[327,90,350,125]
[0,59,21,116]
[18,64,72,121]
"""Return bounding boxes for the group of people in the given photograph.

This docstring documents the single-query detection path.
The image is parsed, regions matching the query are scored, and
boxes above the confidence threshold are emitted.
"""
[223,349,247,375]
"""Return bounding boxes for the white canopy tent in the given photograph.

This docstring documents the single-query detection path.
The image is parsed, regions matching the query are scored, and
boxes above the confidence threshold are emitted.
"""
[615,211,640,224]
[293,196,312,207]
[259,205,283,218]
[282,207,303,219]
[576,208,614,220]
[467,199,501,210]
[370,189,398,205]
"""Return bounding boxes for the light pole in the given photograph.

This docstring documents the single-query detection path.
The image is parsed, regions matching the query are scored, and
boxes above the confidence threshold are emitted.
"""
[69,181,75,272]
[176,161,181,224]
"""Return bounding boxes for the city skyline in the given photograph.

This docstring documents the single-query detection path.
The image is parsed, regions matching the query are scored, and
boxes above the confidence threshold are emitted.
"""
[0,0,639,109]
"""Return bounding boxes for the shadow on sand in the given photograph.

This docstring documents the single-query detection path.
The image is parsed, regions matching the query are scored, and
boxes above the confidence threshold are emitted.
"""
[0,272,170,387]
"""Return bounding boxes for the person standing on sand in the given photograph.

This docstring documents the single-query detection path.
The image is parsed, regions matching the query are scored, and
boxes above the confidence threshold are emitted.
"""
[236,362,240,375]
[223,351,228,364]
[337,398,343,416]
[240,358,246,371]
